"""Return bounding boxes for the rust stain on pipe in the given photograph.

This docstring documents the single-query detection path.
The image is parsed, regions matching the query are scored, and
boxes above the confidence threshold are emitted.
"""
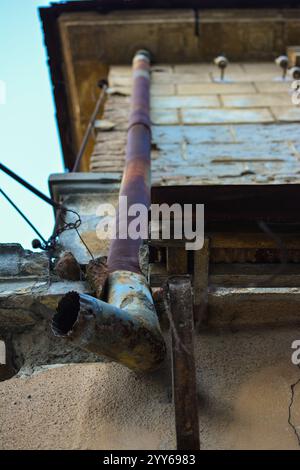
[108,51,152,274]
[52,271,166,372]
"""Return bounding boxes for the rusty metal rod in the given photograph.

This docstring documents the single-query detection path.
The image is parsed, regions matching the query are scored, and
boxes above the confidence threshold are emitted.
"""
[72,80,108,173]
[0,162,60,209]
[169,276,200,450]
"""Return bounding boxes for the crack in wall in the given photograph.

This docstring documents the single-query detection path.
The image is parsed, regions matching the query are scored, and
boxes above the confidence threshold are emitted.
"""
[288,366,300,447]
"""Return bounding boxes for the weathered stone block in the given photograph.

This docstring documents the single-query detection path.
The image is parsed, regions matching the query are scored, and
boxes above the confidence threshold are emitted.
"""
[151,95,220,109]
[151,109,179,125]
[0,244,49,280]
[233,123,299,143]
[255,81,292,93]
[177,83,256,95]
[212,72,280,82]
[243,63,278,74]
[173,63,244,74]
[151,84,176,96]
[0,279,91,331]
[151,72,211,84]
[152,125,234,144]
[272,106,300,122]
[182,108,274,124]
[222,93,291,108]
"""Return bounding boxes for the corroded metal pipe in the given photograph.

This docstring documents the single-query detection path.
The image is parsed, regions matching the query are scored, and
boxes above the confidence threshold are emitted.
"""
[53,271,165,372]
[108,50,152,273]
[52,51,166,372]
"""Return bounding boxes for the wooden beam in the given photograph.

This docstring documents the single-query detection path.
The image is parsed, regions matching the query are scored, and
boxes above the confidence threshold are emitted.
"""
[168,276,200,450]
[210,263,300,287]
[208,287,300,328]
[166,247,188,275]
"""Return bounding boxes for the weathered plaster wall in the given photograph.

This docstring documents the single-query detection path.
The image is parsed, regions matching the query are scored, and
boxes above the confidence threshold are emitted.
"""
[0,328,300,449]
[1,245,299,449]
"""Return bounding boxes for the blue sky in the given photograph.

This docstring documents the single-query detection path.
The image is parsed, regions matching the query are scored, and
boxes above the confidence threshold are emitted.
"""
[0,0,64,249]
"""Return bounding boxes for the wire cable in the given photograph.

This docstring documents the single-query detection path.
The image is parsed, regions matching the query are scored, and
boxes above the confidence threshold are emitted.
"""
[0,187,47,244]
[0,162,60,209]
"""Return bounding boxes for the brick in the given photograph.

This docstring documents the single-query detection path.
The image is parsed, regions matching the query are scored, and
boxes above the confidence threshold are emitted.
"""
[153,159,296,183]
[152,123,299,153]
[152,125,234,144]
[173,63,244,73]
[271,106,300,122]
[109,76,132,87]
[153,142,295,166]
[185,142,295,164]
[151,72,211,84]
[109,65,132,77]
[108,86,131,96]
[95,130,126,145]
[212,72,280,82]
[0,244,49,279]
[177,82,256,95]
[233,123,299,143]
[182,108,274,124]
[255,81,292,93]
[151,84,176,96]
[151,109,179,124]
[90,162,124,172]
[94,119,116,131]
[222,93,291,108]
[151,95,219,109]
[242,63,278,74]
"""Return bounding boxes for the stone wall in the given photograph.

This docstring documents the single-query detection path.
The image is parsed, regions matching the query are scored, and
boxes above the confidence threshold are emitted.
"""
[91,62,300,185]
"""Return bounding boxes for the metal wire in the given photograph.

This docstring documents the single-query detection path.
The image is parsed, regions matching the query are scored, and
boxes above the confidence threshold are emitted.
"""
[0,184,94,258]
[0,187,48,244]
[0,163,60,209]
[0,162,94,257]
[49,205,94,259]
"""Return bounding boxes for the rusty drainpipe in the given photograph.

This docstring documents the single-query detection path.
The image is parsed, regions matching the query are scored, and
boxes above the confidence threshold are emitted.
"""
[52,51,166,373]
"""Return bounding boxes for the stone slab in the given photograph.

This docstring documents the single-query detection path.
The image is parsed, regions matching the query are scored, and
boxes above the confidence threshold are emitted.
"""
[272,106,300,122]
[177,82,256,95]
[182,108,274,124]
[151,95,220,109]
[222,93,291,108]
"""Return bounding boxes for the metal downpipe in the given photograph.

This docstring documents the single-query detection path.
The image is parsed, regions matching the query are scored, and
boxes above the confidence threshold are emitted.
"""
[52,51,166,372]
